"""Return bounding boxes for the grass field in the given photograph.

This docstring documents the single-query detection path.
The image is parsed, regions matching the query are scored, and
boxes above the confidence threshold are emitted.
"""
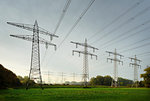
[0,88,150,101]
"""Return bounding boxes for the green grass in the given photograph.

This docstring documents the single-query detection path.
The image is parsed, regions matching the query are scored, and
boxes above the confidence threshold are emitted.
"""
[0,88,150,101]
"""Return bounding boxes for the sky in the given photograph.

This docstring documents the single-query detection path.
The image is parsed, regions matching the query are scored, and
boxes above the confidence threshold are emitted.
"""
[0,0,150,84]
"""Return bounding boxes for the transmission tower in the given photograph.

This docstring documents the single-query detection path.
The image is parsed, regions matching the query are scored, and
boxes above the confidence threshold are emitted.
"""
[43,71,53,84]
[106,48,123,87]
[47,71,52,84]
[71,73,77,81]
[129,55,141,88]
[71,39,98,87]
[58,72,66,84]
[7,21,58,89]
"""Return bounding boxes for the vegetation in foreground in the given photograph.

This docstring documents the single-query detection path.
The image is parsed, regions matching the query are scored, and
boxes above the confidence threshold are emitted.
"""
[0,64,21,89]
[0,88,150,101]
[0,64,150,101]
[141,66,150,88]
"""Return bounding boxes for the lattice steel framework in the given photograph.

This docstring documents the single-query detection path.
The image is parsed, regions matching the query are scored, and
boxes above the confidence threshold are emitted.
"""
[7,21,58,89]
[129,55,141,88]
[106,49,123,87]
[71,39,98,87]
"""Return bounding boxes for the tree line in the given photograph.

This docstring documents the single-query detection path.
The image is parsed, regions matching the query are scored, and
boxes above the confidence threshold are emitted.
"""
[89,75,133,86]
[89,66,150,88]
[0,64,150,89]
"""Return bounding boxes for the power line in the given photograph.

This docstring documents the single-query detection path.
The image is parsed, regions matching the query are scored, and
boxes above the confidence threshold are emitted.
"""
[44,0,96,67]
[102,25,150,49]
[137,51,150,56]
[88,0,145,41]
[120,42,150,53]
[101,19,150,48]
[133,51,150,59]
[41,48,48,67]
[139,54,150,58]
[53,0,71,35]
[57,0,96,49]
[90,4,150,45]
[41,0,71,67]
[118,36,150,50]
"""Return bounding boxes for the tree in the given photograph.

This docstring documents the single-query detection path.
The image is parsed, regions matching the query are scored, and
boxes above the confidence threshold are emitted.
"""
[90,75,112,86]
[90,77,97,85]
[17,75,35,86]
[96,75,104,85]
[141,66,150,88]
[118,77,133,86]
[17,76,23,82]
[0,64,21,89]
[90,75,133,86]
[103,75,112,86]
[139,81,144,87]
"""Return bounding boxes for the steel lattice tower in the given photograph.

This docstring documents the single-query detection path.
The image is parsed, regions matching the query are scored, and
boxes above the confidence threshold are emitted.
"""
[71,73,77,81]
[71,39,98,87]
[129,55,141,88]
[83,39,89,86]
[29,21,42,88]
[106,49,123,87]
[43,71,53,85]
[60,72,66,84]
[7,21,58,89]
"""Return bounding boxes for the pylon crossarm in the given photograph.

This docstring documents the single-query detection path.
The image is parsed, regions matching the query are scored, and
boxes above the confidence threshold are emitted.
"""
[39,37,57,50]
[130,63,141,67]
[71,41,84,48]
[106,51,114,54]
[107,58,122,62]
[7,22,33,31]
[10,34,56,50]
[86,44,98,51]
[71,41,98,51]
[129,57,141,62]
[38,27,58,38]
[72,50,96,56]
[39,37,56,45]
[106,51,123,57]
[87,52,97,59]
[10,34,33,41]
[7,22,58,39]
[72,50,83,56]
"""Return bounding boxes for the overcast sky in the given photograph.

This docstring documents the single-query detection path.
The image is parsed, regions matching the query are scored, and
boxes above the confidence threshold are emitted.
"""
[0,0,150,83]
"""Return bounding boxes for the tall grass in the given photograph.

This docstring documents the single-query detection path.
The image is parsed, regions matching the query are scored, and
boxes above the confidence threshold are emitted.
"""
[0,88,149,101]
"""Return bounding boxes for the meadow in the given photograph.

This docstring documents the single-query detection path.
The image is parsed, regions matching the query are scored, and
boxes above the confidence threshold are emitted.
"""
[0,88,150,101]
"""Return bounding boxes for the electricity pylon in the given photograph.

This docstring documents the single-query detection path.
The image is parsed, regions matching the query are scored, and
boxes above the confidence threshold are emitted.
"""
[61,72,65,84]
[129,55,141,88]
[71,39,98,87]
[43,71,53,84]
[106,48,123,87]
[7,21,58,89]
[58,72,66,84]
[71,73,77,81]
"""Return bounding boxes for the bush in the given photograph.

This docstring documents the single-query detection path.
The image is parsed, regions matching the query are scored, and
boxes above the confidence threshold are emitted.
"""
[0,64,22,89]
